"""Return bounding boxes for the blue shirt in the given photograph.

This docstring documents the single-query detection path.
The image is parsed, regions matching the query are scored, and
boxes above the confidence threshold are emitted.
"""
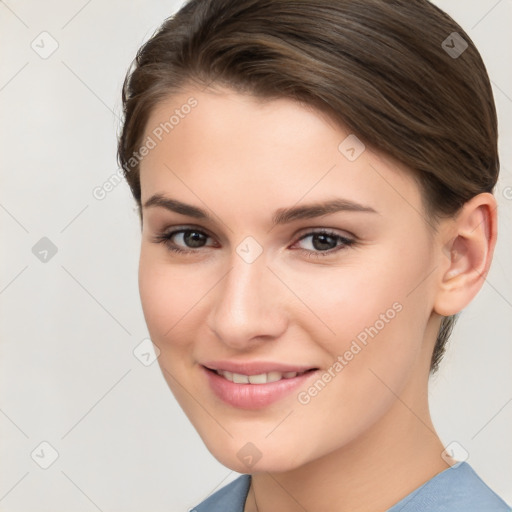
[192,462,511,511]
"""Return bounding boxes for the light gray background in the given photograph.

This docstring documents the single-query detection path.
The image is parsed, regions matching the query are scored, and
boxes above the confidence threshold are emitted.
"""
[0,1,511,510]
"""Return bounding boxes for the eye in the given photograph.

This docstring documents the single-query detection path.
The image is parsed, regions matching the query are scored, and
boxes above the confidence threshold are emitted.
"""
[152,227,215,254]
[292,230,355,258]
[152,226,355,258]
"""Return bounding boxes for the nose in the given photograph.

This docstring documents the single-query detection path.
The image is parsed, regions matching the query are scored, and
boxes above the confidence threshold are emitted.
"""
[207,251,288,350]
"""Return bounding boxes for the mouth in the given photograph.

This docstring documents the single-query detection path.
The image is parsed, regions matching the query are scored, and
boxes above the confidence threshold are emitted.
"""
[201,363,320,409]
[204,366,318,384]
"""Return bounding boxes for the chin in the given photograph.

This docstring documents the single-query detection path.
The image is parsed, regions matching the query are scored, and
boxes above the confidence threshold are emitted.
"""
[203,437,307,474]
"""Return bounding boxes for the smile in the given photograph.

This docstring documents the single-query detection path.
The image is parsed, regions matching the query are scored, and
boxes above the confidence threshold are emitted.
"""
[214,369,311,384]
[202,365,319,409]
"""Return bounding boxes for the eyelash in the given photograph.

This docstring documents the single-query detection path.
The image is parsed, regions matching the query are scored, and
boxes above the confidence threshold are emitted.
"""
[151,226,355,258]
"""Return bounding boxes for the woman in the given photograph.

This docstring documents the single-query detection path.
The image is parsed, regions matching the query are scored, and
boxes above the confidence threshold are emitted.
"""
[117,0,510,510]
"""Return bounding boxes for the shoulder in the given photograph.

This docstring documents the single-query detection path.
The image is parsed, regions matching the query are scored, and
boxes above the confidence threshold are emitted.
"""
[192,474,251,512]
[388,462,511,512]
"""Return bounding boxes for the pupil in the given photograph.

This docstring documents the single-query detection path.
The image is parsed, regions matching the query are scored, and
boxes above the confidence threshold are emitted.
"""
[185,231,206,248]
[313,233,336,251]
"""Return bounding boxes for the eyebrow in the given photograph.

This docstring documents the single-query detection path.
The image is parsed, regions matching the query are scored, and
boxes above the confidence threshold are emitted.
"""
[143,193,378,225]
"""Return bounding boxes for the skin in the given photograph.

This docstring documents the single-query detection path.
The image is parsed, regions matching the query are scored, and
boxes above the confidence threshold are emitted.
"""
[137,86,497,512]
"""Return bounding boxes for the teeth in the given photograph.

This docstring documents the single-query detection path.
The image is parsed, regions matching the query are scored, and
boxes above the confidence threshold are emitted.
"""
[248,373,267,384]
[216,369,305,384]
[266,371,283,383]
[232,372,249,384]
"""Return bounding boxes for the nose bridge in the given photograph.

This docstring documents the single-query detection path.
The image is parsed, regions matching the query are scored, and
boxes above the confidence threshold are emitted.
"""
[208,249,286,345]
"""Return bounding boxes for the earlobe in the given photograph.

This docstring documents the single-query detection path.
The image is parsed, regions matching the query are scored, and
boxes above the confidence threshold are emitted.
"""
[434,193,497,316]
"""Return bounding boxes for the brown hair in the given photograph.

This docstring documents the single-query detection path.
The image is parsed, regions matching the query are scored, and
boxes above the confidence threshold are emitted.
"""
[117,0,499,373]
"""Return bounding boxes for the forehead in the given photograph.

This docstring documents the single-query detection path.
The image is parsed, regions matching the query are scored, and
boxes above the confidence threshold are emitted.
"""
[139,87,424,222]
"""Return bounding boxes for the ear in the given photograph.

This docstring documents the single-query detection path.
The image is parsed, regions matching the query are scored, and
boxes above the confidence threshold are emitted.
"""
[434,192,497,316]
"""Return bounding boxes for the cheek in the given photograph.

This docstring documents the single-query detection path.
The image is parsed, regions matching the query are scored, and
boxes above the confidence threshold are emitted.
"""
[138,248,197,348]
[289,242,433,399]
[285,244,432,353]
[138,251,205,404]
[284,272,428,464]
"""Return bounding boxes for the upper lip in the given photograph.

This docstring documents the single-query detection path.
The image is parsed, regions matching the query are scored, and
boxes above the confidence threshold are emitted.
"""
[202,360,318,375]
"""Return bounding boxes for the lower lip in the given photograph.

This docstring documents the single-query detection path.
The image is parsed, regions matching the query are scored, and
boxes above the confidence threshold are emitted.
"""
[202,366,318,409]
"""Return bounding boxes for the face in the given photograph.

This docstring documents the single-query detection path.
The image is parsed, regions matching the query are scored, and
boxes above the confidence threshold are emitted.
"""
[137,86,445,473]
